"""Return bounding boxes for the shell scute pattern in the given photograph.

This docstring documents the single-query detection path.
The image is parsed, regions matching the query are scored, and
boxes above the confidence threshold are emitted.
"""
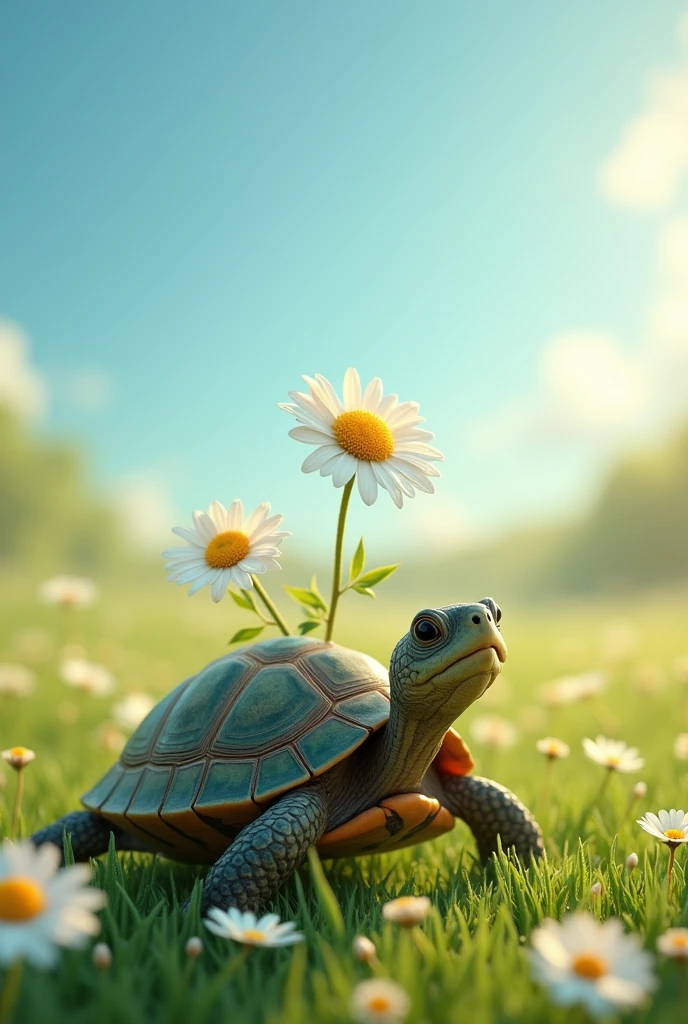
[83,639,391,852]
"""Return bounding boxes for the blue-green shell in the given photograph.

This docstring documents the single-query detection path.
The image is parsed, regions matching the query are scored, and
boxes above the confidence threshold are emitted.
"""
[82,637,390,826]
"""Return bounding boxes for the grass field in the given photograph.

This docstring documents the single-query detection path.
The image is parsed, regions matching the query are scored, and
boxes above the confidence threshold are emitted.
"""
[1,575,687,1023]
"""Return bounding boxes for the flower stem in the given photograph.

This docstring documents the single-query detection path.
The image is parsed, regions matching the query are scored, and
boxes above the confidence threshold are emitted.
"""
[0,961,23,1024]
[11,770,24,839]
[325,478,355,643]
[668,844,677,900]
[250,577,290,636]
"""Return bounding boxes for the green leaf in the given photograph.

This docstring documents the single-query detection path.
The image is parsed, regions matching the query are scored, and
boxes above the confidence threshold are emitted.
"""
[283,585,328,613]
[228,626,264,645]
[229,588,257,612]
[307,848,345,939]
[352,586,375,598]
[353,564,400,588]
[310,575,328,607]
[349,537,365,582]
[298,620,321,635]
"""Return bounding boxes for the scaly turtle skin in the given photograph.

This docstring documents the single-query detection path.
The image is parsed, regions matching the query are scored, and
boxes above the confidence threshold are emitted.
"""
[32,599,543,913]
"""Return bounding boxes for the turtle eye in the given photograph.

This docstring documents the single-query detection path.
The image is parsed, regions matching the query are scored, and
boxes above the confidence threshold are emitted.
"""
[413,617,442,645]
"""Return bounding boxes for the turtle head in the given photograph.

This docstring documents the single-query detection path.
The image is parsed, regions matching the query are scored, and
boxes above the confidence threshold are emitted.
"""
[389,599,507,721]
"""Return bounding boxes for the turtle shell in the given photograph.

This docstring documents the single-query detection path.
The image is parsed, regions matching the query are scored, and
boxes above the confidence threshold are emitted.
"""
[82,636,391,862]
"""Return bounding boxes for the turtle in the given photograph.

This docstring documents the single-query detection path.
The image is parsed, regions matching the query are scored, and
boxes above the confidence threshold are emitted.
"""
[32,598,543,913]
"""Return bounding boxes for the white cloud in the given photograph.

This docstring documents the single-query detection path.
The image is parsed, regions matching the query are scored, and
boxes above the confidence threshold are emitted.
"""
[598,14,688,209]
[0,320,47,421]
[112,476,178,553]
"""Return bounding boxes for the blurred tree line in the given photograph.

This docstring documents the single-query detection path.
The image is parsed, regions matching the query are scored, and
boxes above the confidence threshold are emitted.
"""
[0,407,128,572]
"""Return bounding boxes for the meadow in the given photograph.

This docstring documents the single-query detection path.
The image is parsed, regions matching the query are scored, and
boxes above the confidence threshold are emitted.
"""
[1,574,687,1023]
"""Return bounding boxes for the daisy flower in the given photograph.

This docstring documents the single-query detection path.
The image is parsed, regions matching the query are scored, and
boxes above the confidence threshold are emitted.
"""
[470,715,518,751]
[536,737,570,760]
[0,839,107,968]
[350,979,411,1024]
[92,942,112,970]
[163,500,289,601]
[382,895,431,928]
[582,736,645,773]
[636,808,688,846]
[352,935,377,963]
[39,576,98,609]
[203,907,304,947]
[279,368,443,507]
[59,658,115,697]
[0,664,36,697]
[2,747,35,770]
[528,913,656,1017]
[657,928,688,960]
[112,692,155,731]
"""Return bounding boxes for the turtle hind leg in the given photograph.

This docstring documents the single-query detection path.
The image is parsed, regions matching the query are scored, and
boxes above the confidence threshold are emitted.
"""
[439,775,544,863]
[31,811,150,863]
[195,785,329,915]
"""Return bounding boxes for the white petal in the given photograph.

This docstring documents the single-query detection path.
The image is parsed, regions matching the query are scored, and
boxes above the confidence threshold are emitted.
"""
[208,500,228,530]
[372,463,404,508]
[330,452,358,486]
[357,461,378,505]
[192,511,218,543]
[289,425,335,445]
[312,374,344,417]
[230,567,253,590]
[301,445,342,473]
[249,514,286,543]
[362,376,384,413]
[243,502,270,535]
[226,499,244,531]
[343,367,362,410]
[210,573,229,603]
[238,558,267,573]
[376,392,398,419]
[170,526,205,547]
[386,401,420,428]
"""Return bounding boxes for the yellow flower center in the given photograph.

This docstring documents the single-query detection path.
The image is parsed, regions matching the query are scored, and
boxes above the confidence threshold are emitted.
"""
[333,410,395,462]
[671,935,688,949]
[606,755,620,767]
[369,996,392,1013]
[572,953,607,980]
[204,531,250,570]
[0,877,48,921]
[242,929,266,943]
[664,829,685,840]
[10,747,29,758]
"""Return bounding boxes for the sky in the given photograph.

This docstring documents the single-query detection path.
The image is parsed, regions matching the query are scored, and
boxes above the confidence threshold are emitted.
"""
[2,0,688,560]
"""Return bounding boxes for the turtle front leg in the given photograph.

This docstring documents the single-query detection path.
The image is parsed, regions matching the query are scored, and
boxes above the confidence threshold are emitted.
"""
[197,785,329,915]
[31,811,150,862]
[438,775,544,864]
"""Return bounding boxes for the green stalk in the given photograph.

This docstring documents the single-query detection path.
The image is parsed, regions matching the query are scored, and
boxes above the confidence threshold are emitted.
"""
[250,577,290,636]
[11,770,24,839]
[0,961,23,1024]
[325,478,355,642]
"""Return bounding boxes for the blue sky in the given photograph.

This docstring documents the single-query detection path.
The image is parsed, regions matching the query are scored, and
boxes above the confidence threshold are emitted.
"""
[2,1,688,558]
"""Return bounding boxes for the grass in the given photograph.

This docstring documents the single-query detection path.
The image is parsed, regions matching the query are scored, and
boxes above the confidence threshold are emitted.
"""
[1,574,687,1022]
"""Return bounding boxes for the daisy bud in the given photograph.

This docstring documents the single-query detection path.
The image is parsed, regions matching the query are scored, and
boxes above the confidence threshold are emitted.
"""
[92,943,112,971]
[633,781,647,799]
[591,881,602,897]
[353,935,377,964]
[626,852,639,871]
[185,936,203,958]
[2,746,36,770]
[382,895,431,928]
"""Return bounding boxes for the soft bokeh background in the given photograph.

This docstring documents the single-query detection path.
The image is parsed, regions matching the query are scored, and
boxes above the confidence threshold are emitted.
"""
[2,0,688,602]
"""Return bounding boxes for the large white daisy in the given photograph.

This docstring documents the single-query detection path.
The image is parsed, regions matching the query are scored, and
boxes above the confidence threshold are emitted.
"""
[637,808,688,846]
[529,913,656,1017]
[279,368,443,507]
[0,839,106,968]
[582,736,645,773]
[162,500,289,602]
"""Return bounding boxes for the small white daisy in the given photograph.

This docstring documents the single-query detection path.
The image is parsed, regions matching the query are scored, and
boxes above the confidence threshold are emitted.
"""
[382,895,431,928]
[529,913,656,1017]
[279,368,443,507]
[0,839,107,968]
[92,942,112,970]
[0,664,36,697]
[39,576,98,609]
[350,978,411,1024]
[582,736,645,773]
[352,935,377,963]
[59,658,115,697]
[657,928,688,960]
[2,747,36,770]
[185,936,203,958]
[470,715,518,751]
[163,500,289,601]
[112,692,155,731]
[203,907,304,947]
[536,737,570,760]
[636,809,688,846]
